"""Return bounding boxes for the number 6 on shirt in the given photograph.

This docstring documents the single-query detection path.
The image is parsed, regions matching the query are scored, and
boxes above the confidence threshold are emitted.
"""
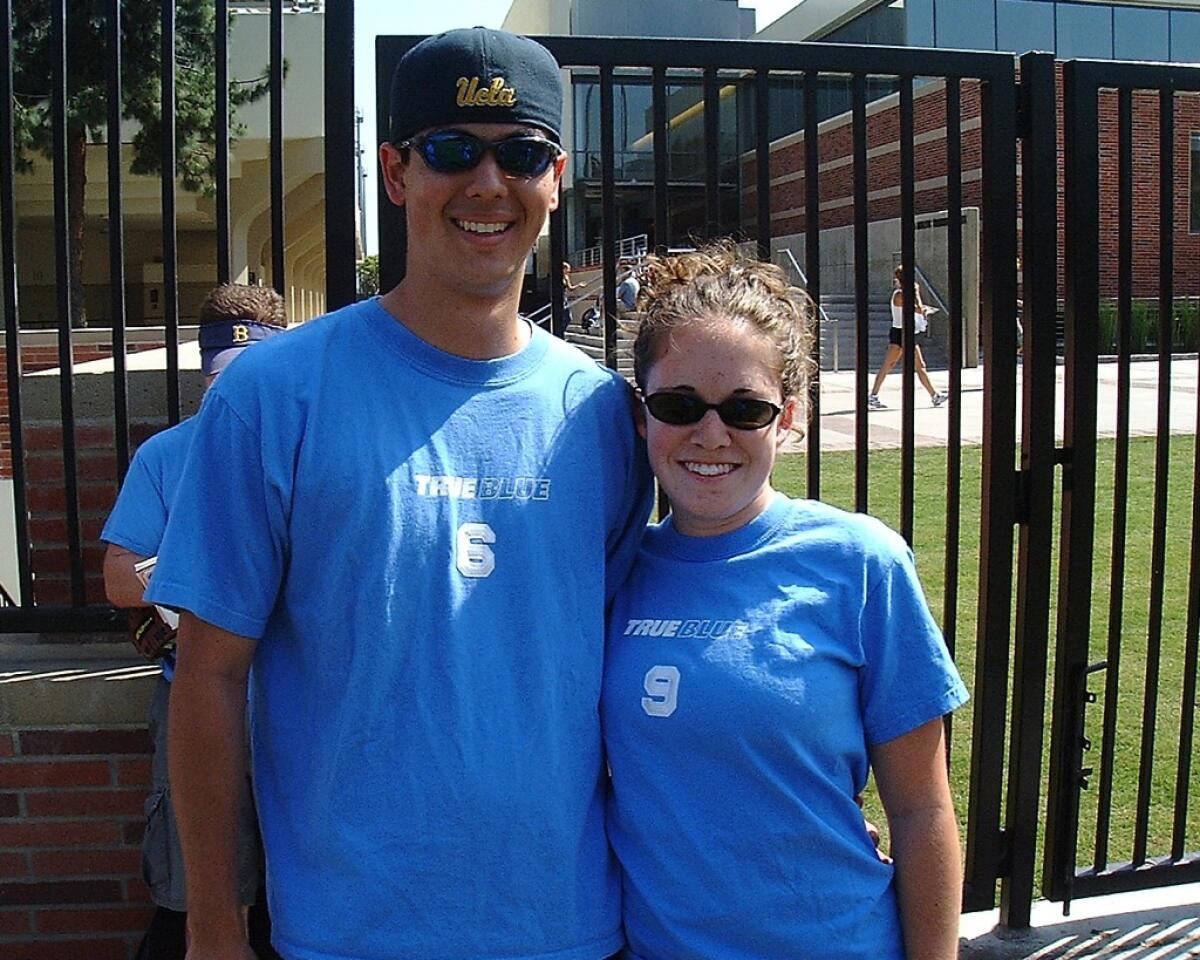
[456,522,496,578]
[642,665,680,717]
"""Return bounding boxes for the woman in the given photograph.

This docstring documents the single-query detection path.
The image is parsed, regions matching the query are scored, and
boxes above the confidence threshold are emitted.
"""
[603,245,968,960]
[868,264,947,409]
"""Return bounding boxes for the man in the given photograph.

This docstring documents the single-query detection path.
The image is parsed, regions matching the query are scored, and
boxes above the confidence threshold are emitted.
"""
[146,28,652,960]
[101,283,287,960]
[615,260,641,316]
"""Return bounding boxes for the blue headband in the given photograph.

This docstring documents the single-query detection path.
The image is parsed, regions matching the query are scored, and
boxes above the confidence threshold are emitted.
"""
[199,320,282,376]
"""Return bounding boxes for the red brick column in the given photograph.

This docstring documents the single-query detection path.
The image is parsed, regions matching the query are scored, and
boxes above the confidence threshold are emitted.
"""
[0,724,155,957]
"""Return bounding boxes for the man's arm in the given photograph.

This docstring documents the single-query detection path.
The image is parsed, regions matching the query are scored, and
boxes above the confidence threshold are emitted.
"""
[102,544,151,609]
[168,612,258,960]
[870,717,962,960]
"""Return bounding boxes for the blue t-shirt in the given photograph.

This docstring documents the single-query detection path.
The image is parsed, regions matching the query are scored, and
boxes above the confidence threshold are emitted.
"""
[603,494,968,960]
[100,417,196,682]
[147,299,654,960]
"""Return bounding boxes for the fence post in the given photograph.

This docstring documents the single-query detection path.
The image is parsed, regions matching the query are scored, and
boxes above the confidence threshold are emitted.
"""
[999,51,1058,930]
[1043,59,1100,907]
[324,0,358,311]
[962,55,1020,913]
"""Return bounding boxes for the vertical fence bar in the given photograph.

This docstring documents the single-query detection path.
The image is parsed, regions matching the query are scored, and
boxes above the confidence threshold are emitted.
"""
[1175,355,1200,862]
[600,65,618,370]
[1044,62,1100,906]
[52,0,85,604]
[899,77,916,546]
[377,38,405,293]
[963,59,1019,913]
[1000,51,1058,929]
[549,189,565,336]
[754,70,771,263]
[107,0,130,479]
[324,0,356,310]
[270,0,286,295]
[0,0,32,604]
[804,71,821,498]
[652,66,669,252]
[215,0,231,284]
[704,67,720,237]
[161,0,180,425]
[1132,88,1175,868]
[852,74,869,513]
[943,77,963,660]
[1094,86,1133,873]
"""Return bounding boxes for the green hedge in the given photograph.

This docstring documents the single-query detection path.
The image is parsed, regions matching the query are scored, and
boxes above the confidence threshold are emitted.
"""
[1096,296,1200,353]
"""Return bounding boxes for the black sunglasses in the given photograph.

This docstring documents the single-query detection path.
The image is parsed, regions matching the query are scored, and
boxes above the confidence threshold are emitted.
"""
[398,130,562,178]
[644,392,782,430]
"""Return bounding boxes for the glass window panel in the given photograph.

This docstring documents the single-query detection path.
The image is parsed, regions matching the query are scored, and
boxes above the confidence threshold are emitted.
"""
[1192,133,1200,233]
[935,0,997,51]
[996,0,1055,54]
[1171,10,1200,63]
[908,0,936,45]
[1114,7,1168,61]
[1056,2,1112,59]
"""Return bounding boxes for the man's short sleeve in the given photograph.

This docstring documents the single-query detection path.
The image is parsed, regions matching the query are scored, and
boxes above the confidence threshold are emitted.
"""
[144,389,291,640]
[858,540,968,746]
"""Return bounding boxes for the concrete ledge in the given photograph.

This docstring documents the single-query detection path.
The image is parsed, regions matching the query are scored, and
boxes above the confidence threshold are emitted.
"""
[0,640,158,727]
[961,882,1200,958]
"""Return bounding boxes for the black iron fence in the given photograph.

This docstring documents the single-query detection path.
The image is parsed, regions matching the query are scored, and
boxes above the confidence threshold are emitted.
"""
[0,0,356,626]
[1,7,1198,928]
[1045,58,1200,909]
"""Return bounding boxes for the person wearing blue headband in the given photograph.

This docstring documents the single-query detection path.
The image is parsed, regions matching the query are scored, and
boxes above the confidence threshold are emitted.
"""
[101,282,286,960]
[146,27,652,960]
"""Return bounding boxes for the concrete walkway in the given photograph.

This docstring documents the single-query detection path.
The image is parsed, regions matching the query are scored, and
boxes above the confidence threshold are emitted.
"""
[960,883,1200,959]
[785,357,1199,452]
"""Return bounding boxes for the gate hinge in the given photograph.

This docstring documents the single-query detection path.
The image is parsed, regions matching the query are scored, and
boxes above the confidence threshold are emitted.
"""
[1013,469,1030,525]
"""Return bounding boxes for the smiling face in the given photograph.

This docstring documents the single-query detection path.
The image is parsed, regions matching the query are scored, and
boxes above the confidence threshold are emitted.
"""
[639,319,796,538]
[379,122,564,303]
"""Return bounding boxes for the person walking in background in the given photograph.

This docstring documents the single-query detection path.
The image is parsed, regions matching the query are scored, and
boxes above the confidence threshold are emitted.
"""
[868,264,947,409]
[604,244,967,960]
[101,283,287,960]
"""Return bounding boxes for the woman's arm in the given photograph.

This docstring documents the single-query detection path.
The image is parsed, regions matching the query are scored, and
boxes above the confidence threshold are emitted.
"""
[870,717,961,960]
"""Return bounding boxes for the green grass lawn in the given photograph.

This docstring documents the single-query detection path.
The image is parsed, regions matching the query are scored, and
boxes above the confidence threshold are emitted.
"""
[773,435,1199,893]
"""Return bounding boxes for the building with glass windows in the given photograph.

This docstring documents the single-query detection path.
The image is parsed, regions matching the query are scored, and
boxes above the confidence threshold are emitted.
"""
[758,0,1200,63]
[501,0,1199,307]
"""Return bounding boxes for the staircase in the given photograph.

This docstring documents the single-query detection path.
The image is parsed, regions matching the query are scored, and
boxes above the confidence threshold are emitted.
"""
[564,317,637,384]
[814,293,951,372]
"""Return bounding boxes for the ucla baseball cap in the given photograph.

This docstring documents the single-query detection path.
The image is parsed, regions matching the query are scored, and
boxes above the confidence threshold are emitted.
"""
[389,27,563,145]
[199,320,283,376]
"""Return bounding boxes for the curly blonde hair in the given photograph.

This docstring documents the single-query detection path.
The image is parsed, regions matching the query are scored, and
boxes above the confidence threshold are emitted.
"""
[633,243,816,412]
[197,283,288,329]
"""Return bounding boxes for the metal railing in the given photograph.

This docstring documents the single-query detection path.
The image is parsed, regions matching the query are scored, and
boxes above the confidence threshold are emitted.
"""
[777,247,839,372]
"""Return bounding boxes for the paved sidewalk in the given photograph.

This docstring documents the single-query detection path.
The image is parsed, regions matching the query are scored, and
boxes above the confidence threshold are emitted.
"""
[960,883,1200,959]
[785,358,1199,453]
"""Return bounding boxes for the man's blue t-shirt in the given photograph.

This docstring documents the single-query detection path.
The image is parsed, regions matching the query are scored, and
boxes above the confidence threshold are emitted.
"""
[603,494,968,960]
[147,299,653,960]
[100,417,196,681]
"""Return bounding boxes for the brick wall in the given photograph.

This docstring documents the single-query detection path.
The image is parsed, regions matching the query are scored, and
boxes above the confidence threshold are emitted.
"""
[0,719,156,958]
[17,420,171,607]
[0,336,166,480]
[744,71,1200,301]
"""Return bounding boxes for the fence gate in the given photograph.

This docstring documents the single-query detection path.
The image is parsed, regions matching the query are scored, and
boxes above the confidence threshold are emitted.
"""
[1044,58,1200,910]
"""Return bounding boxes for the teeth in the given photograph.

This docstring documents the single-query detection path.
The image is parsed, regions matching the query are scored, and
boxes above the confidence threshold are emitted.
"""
[684,462,735,477]
[456,220,509,234]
